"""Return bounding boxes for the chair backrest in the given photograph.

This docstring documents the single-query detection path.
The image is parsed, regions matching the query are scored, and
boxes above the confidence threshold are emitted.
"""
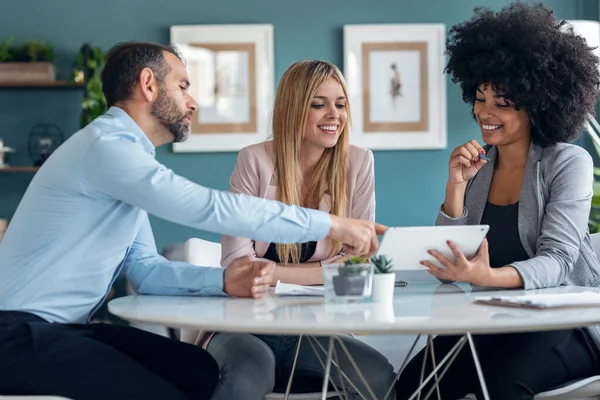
[591,232,600,258]
[184,238,222,267]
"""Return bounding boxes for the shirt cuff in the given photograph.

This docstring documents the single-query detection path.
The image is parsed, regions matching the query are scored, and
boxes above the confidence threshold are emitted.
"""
[200,267,227,296]
[307,209,332,241]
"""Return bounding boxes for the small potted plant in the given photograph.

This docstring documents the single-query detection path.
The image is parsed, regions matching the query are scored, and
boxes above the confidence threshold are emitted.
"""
[322,256,373,303]
[370,254,396,302]
[0,38,57,83]
[333,256,370,296]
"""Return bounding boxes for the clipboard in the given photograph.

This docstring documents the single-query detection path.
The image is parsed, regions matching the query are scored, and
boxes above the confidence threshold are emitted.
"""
[474,292,600,309]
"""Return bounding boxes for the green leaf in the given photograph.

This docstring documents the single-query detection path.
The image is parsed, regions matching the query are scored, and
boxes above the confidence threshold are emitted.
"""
[70,44,108,127]
[370,254,394,274]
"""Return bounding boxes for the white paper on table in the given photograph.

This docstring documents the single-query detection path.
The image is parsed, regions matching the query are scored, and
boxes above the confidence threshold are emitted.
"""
[474,292,600,309]
[274,280,324,296]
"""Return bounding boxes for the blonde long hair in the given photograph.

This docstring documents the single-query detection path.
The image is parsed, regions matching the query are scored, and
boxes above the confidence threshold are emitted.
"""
[272,60,351,264]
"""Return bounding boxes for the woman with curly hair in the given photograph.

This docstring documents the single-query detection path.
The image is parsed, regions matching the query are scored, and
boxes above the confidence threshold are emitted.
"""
[395,3,600,400]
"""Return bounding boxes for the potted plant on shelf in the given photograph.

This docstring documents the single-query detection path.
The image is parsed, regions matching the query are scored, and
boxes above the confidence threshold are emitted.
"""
[0,37,56,83]
[370,254,396,302]
[69,43,107,127]
[332,256,370,296]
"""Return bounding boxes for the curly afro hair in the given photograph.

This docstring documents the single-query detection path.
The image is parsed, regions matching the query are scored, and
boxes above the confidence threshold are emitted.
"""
[445,2,600,147]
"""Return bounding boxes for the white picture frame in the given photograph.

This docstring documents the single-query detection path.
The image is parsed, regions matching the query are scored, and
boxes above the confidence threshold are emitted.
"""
[170,24,274,152]
[343,24,447,150]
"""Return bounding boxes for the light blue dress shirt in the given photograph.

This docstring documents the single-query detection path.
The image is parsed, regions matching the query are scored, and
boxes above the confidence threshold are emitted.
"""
[0,107,331,324]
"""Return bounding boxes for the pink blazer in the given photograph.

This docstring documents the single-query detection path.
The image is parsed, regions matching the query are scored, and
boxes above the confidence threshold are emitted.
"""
[221,140,376,267]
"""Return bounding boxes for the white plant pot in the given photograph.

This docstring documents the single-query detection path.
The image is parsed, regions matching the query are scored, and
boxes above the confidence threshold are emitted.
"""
[372,272,396,303]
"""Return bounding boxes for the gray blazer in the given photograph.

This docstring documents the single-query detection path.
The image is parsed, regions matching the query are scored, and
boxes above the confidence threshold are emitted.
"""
[436,142,600,345]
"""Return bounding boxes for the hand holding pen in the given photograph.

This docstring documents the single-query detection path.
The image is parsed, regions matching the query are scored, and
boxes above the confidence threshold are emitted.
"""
[447,139,489,186]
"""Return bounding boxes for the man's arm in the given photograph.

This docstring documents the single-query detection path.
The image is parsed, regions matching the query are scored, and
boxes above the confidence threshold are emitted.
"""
[80,133,331,245]
[221,146,261,267]
[124,213,226,296]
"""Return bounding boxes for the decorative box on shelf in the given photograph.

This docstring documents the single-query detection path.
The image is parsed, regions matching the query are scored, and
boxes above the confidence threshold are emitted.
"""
[0,62,55,83]
[0,39,57,84]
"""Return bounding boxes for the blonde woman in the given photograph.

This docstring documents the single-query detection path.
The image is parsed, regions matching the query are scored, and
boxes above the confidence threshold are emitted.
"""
[222,61,375,283]
[201,60,395,400]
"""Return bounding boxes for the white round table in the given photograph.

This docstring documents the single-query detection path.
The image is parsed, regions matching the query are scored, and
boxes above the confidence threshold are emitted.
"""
[108,283,600,400]
[108,282,600,336]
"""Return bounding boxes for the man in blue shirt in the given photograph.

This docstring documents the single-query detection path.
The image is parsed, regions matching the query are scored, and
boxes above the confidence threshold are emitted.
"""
[0,42,384,400]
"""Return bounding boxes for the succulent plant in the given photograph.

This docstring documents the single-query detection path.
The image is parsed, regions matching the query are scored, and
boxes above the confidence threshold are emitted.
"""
[345,256,369,265]
[337,256,369,276]
[370,254,394,274]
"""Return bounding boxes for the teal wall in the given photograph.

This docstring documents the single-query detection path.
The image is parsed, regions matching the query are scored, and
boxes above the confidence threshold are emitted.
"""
[0,0,596,251]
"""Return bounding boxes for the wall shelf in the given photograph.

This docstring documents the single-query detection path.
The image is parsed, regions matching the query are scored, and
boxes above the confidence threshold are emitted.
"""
[0,81,84,89]
[0,167,39,172]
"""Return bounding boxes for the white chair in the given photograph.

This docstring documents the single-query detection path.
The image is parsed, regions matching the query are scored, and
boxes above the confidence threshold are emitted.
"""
[184,237,222,267]
[183,238,336,400]
[535,376,600,399]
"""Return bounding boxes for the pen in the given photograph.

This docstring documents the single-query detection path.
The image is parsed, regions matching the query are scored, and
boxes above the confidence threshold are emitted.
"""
[478,153,490,162]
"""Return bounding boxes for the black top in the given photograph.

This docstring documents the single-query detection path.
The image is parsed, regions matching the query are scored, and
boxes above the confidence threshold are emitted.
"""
[480,201,530,268]
[263,241,318,264]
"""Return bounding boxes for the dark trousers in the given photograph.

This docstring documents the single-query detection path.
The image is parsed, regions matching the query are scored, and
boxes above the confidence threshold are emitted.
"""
[396,329,600,400]
[0,311,219,400]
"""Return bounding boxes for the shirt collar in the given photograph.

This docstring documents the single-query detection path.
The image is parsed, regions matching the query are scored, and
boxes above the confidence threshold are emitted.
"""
[105,106,156,155]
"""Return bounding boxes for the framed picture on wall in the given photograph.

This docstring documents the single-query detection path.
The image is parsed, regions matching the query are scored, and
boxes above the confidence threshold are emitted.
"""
[343,24,447,150]
[170,24,274,152]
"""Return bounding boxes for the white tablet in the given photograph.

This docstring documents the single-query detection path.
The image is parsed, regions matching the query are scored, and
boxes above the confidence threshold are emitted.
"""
[376,225,490,270]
